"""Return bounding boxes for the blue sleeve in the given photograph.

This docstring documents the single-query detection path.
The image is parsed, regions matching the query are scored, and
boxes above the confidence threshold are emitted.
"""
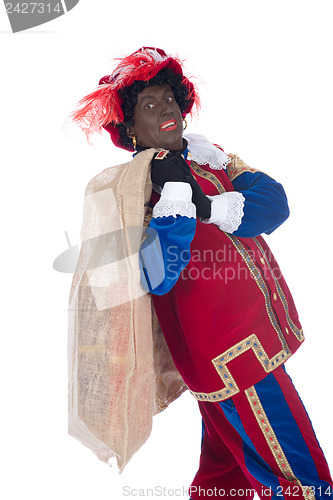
[231,171,290,237]
[139,215,196,295]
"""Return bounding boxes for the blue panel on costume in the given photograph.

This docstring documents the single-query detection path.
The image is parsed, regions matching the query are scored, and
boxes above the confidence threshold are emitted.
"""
[255,371,332,497]
[231,172,290,237]
[218,399,281,494]
[140,226,165,289]
[201,419,205,449]
[139,214,196,295]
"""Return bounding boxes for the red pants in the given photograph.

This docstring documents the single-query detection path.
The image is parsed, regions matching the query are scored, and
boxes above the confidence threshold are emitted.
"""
[189,367,332,500]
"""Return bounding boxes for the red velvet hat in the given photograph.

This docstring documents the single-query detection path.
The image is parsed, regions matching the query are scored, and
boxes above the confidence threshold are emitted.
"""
[71,47,200,151]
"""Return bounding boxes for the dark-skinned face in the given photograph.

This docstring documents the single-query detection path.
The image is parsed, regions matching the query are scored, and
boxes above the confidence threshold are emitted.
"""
[127,84,184,150]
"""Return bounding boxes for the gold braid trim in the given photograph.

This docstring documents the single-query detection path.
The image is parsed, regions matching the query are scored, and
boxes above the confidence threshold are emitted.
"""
[189,333,291,402]
[227,153,261,182]
[190,161,226,194]
[245,387,315,499]
[225,234,289,351]
[253,238,304,343]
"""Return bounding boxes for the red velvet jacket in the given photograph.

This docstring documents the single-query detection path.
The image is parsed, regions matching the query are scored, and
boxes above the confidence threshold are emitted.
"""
[151,161,304,402]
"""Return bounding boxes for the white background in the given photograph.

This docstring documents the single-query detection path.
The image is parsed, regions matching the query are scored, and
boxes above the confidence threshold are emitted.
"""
[1,1,332,499]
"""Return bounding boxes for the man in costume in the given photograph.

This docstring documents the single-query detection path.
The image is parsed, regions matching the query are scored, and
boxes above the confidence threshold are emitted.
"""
[69,47,332,500]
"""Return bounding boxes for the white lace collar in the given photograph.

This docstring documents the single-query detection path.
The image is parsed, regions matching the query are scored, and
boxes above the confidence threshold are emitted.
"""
[184,133,231,170]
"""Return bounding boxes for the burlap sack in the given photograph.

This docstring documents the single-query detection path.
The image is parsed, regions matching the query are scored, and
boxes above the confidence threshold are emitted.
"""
[68,148,187,471]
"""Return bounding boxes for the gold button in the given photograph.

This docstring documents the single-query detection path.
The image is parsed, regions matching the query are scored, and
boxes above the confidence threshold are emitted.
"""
[285,327,289,335]
[260,257,265,265]
[273,293,278,301]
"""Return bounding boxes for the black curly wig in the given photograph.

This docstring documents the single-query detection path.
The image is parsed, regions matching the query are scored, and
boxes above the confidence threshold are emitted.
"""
[117,68,191,150]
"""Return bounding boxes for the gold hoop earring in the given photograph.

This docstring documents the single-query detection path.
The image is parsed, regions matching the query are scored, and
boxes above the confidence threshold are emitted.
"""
[132,136,137,149]
[183,118,187,130]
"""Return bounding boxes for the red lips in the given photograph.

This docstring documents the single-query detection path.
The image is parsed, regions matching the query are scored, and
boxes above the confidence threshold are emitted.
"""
[159,119,177,131]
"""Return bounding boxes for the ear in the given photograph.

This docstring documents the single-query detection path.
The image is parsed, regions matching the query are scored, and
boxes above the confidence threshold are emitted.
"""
[126,125,135,138]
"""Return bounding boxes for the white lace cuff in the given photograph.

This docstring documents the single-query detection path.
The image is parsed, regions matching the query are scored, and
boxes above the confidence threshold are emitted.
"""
[201,192,245,233]
[152,182,196,219]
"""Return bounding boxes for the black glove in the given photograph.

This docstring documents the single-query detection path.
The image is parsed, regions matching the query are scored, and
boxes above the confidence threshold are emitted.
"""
[185,175,212,220]
[151,152,212,219]
[151,152,191,188]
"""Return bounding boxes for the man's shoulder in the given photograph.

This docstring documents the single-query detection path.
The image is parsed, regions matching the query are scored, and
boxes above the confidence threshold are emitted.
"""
[226,153,261,181]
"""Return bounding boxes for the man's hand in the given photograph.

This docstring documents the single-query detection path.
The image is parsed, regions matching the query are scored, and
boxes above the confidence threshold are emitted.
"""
[151,152,191,188]
[151,152,211,219]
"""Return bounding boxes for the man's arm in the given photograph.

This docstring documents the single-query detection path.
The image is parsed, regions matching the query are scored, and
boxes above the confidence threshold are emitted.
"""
[201,171,289,237]
[140,182,197,295]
